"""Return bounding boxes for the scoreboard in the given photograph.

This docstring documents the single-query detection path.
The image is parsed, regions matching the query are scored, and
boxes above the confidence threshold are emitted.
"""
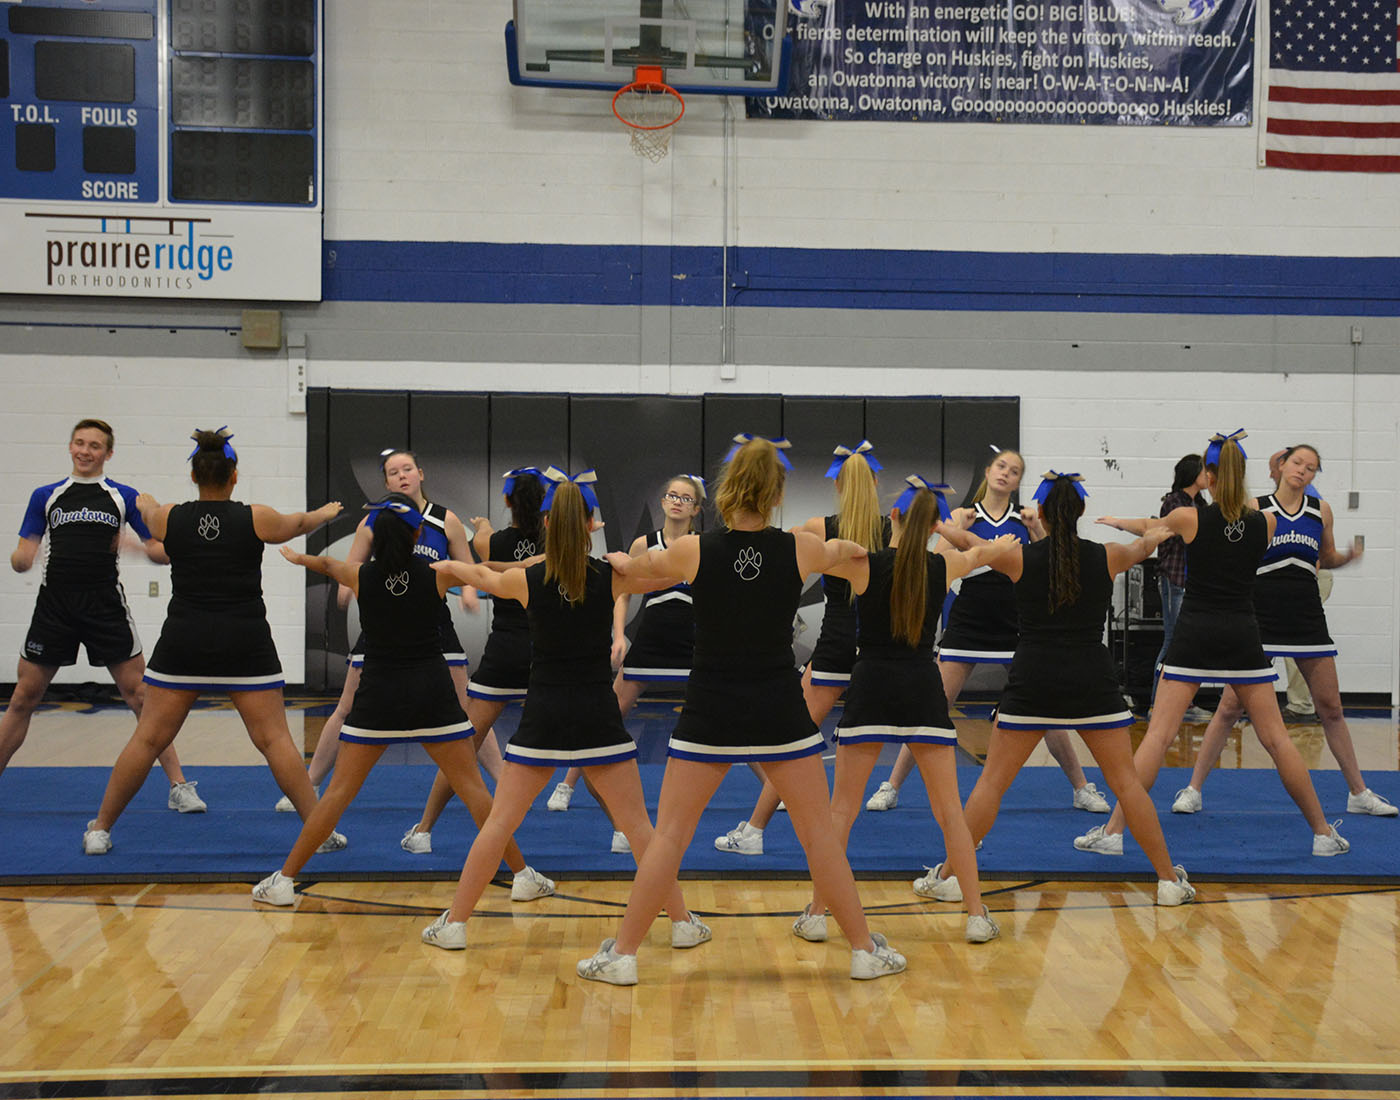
[0,0,323,301]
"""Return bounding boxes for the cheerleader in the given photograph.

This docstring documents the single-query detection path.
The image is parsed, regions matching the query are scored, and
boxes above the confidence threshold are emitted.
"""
[84,429,341,854]
[403,467,546,853]
[274,448,501,819]
[918,472,1197,906]
[577,436,906,984]
[546,475,705,843]
[254,493,552,906]
[419,470,707,951]
[868,447,1111,823]
[1082,432,1350,857]
[794,478,1019,946]
[714,441,888,858]
[1172,443,1393,817]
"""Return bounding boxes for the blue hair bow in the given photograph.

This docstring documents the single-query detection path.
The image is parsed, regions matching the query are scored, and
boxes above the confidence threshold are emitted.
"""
[825,440,882,479]
[893,475,953,521]
[1205,429,1248,467]
[723,433,794,470]
[363,497,424,529]
[187,426,236,462]
[540,466,599,513]
[501,466,542,499]
[1031,471,1088,504]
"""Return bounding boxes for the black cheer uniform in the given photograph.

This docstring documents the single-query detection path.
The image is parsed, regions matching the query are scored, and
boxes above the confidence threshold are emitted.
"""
[669,527,823,763]
[835,548,956,745]
[996,540,1133,730]
[144,500,283,691]
[621,529,695,683]
[503,559,636,767]
[1161,503,1276,685]
[340,557,474,744]
[1254,492,1337,659]
[807,514,892,688]
[937,502,1029,664]
[18,475,148,668]
[468,526,539,700]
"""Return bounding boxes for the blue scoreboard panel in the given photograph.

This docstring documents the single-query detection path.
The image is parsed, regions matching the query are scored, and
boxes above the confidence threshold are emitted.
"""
[0,0,323,300]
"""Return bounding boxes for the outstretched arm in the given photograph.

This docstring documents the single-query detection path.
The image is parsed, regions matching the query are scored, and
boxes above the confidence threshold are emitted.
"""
[605,533,699,586]
[434,559,529,606]
[794,531,867,579]
[252,501,344,545]
[1098,505,1197,541]
[279,546,360,593]
[1104,525,1172,578]
[948,532,1022,583]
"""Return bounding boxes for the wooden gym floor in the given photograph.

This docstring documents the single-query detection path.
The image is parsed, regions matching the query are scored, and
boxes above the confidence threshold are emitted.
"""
[1,702,1397,1099]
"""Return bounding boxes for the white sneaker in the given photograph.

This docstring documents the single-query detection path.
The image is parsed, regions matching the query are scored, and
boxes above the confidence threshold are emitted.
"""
[83,820,111,855]
[1182,706,1214,723]
[1156,865,1196,906]
[865,781,899,811]
[713,820,763,856]
[167,781,207,813]
[851,932,906,980]
[1072,782,1110,813]
[671,913,712,949]
[577,938,638,985]
[912,862,962,902]
[791,908,828,942]
[252,870,295,906]
[546,782,574,811]
[611,830,631,854]
[1171,786,1203,814]
[401,826,431,854]
[1313,821,1351,856]
[510,865,555,901]
[965,908,1000,943]
[1347,788,1399,817]
[1073,824,1123,855]
[275,784,318,813]
[421,909,467,950]
[315,831,348,854]
[775,801,787,812]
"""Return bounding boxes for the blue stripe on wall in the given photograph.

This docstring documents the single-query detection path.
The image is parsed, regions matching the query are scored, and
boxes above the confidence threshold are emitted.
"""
[322,241,1400,316]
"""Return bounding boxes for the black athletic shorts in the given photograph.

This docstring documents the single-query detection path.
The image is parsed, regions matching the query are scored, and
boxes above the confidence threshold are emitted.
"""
[22,584,141,668]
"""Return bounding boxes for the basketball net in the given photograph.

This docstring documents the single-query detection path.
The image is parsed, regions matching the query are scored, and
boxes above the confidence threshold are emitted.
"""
[613,66,685,162]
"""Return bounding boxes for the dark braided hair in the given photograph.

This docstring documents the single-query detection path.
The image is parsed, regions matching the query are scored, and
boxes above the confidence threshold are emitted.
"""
[506,473,545,543]
[1041,478,1084,614]
[190,429,237,487]
[370,492,418,575]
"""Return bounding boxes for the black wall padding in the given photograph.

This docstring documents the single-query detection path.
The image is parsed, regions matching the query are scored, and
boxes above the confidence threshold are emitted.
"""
[942,398,1022,510]
[701,394,782,489]
[569,395,703,551]
[487,394,569,528]
[865,396,945,499]
[408,393,490,538]
[780,397,865,532]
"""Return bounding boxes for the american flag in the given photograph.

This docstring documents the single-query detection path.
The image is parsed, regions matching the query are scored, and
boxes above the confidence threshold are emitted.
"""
[1264,0,1400,171]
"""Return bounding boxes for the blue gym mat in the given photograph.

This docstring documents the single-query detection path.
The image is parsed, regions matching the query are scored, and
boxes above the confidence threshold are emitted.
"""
[1,762,1395,884]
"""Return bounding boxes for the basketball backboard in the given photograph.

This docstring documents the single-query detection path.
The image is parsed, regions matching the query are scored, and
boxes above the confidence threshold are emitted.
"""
[506,0,790,95]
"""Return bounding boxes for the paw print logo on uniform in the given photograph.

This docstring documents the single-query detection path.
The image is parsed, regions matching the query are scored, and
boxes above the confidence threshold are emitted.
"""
[1223,519,1246,543]
[384,570,410,596]
[734,546,763,581]
[515,540,537,560]
[197,514,221,541]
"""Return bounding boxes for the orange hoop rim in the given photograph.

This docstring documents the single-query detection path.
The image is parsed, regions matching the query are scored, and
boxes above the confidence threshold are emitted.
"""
[612,66,686,131]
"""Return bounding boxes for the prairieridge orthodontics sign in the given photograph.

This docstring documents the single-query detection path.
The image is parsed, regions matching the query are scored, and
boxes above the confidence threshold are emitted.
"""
[750,0,1254,124]
[3,207,322,300]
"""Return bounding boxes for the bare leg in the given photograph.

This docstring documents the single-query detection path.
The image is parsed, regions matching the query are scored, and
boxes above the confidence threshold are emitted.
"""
[0,659,59,775]
[410,696,507,836]
[612,758,729,954]
[1185,685,1245,793]
[1235,681,1330,834]
[961,728,1040,848]
[108,656,188,785]
[455,667,503,781]
[587,761,692,923]
[1297,657,1366,795]
[424,736,526,874]
[303,665,358,787]
[1079,729,1179,881]
[807,742,882,915]
[1102,677,1197,837]
[909,743,983,916]
[1042,728,1090,790]
[231,689,321,820]
[91,686,199,831]
[886,661,974,792]
[749,665,841,829]
[280,741,384,876]
[447,763,553,921]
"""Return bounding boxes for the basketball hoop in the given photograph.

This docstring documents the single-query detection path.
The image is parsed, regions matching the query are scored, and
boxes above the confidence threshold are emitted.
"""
[612,66,685,162]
